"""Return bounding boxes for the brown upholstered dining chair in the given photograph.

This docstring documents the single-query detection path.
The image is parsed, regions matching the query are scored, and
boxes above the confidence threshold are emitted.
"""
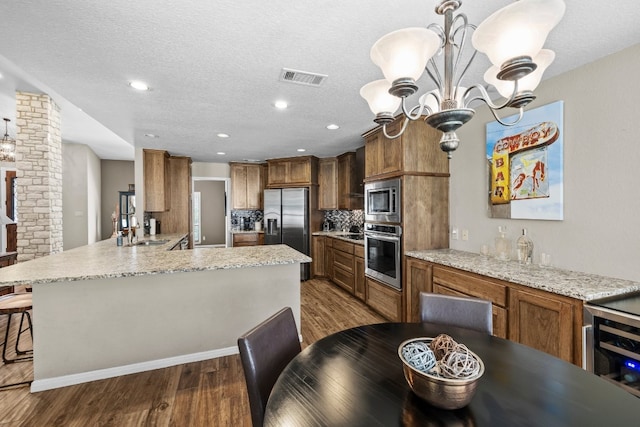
[420,292,493,335]
[238,307,301,427]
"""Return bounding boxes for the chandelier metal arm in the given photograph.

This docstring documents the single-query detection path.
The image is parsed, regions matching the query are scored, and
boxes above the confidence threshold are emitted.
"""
[382,117,410,139]
[463,83,525,127]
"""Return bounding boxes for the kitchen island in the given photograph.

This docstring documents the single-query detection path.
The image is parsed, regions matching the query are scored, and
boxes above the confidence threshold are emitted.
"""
[0,234,310,392]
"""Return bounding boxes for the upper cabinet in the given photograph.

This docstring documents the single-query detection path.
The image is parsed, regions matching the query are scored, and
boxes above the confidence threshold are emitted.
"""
[144,149,170,212]
[230,162,265,210]
[337,150,364,210]
[318,158,338,210]
[267,156,318,187]
[363,116,449,180]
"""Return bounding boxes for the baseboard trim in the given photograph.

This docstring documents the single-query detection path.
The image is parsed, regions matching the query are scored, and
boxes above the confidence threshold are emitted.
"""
[30,346,239,393]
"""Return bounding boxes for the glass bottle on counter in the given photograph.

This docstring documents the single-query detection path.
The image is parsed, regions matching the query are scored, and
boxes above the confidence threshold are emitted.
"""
[516,228,534,265]
[494,226,511,261]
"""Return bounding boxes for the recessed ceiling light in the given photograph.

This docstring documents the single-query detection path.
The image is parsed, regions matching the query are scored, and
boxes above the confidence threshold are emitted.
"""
[217,152,226,155]
[129,80,150,91]
[297,148,306,152]
[144,133,159,138]
[327,124,340,130]
[217,133,229,138]
[274,100,288,109]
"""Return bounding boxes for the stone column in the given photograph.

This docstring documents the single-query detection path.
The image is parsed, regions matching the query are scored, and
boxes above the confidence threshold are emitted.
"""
[15,92,63,260]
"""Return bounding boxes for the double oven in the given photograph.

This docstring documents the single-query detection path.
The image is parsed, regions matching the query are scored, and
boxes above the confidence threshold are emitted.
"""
[364,178,402,290]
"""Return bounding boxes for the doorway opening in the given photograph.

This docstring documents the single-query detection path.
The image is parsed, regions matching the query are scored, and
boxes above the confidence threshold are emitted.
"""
[193,177,229,248]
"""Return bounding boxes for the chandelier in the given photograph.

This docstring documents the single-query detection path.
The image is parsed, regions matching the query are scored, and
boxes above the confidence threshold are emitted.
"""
[0,118,16,162]
[360,0,566,158]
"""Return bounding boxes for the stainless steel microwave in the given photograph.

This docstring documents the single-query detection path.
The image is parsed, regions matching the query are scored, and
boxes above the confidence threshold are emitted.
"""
[364,178,401,223]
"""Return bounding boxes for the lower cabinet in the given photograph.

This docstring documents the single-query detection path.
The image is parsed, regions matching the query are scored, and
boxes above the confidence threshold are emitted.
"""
[404,256,583,366]
[313,236,365,301]
[509,287,576,363]
[354,245,365,301]
[366,277,402,321]
[312,236,326,277]
[232,232,264,247]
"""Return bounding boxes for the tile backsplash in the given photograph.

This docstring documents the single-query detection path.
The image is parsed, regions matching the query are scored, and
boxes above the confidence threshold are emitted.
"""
[231,210,263,230]
[324,210,364,232]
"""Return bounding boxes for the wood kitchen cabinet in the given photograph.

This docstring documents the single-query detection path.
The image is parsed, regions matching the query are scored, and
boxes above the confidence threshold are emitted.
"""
[325,236,334,281]
[152,156,192,245]
[232,232,264,247]
[405,257,433,323]
[267,156,318,187]
[366,277,402,321]
[230,162,265,210]
[337,151,363,210]
[143,149,170,212]
[404,257,583,365]
[363,115,449,180]
[312,235,326,277]
[318,158,338,210]
[432,265,508,339]
[509,287,578,364]
[332,239,355,294]
[354,245,365,301]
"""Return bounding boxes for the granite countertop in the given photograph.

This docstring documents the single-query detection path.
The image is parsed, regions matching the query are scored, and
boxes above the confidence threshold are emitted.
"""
[0,234,311,287]
[313,231,365,245]
[406,249,640,302]
[230,229,264,234]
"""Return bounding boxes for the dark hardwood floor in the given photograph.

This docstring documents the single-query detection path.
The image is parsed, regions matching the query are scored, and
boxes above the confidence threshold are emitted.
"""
[0,279,385,426]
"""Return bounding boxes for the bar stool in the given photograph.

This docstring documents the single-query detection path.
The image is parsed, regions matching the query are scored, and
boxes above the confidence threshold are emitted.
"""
[0,292,33,364]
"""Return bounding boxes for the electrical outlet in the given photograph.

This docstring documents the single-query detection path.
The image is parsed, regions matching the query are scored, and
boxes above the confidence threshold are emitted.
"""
[203,236,206,241]
[451,228,459,240]
[462,229,469,241]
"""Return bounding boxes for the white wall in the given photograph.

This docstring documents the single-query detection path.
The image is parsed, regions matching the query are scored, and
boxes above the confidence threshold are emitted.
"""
[62,143,101,250]
[449,43,640,282]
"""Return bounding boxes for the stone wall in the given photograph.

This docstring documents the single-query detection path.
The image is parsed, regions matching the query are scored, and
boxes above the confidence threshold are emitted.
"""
[15,92,63,260]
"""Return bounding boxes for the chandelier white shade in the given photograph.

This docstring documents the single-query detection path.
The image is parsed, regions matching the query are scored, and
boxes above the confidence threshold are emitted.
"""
[360,79,402,118]
[360,0,566,158]
[484,50,556,102]
[370,28,440,84]
[472,0,566,68]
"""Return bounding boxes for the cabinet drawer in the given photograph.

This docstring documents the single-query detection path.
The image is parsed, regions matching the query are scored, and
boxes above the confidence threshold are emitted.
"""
[333,249,354,273]
[433,266,507,307]
[332,239,354,254]
[333,265,354,293]
[366,278,402,321]
[233,233,259,243]
[354,244,364,258]
[433,283,508,339]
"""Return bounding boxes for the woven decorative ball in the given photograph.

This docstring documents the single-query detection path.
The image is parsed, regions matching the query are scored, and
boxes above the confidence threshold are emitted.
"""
[401,341,437,373]
[438,344,482,379]
[430,333,458,359]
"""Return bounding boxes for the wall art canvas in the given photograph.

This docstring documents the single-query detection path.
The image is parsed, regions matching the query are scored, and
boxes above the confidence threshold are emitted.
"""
[486,100,563,220]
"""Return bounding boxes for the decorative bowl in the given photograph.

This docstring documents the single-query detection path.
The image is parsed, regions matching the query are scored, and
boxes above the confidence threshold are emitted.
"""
[398,337,485,410]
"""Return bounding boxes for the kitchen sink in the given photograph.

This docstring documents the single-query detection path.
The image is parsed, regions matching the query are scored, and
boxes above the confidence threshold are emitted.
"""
[135,239,169,246]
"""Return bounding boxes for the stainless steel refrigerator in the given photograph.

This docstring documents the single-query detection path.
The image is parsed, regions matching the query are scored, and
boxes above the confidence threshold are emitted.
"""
[264,188,310,281]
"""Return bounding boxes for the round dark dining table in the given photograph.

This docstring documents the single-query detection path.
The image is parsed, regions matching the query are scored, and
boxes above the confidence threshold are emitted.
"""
[264,322,640,426]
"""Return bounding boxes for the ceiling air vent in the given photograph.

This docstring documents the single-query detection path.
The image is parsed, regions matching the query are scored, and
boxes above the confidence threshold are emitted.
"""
[279,68,327,87]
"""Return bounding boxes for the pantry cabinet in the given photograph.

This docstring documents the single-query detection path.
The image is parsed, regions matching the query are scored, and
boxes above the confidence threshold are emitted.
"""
[230,162,265,210]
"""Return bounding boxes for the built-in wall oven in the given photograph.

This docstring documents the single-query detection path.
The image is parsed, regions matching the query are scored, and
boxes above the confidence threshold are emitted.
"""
[584,293,640,398]
[364,223,402,289]
[364,179,401,223]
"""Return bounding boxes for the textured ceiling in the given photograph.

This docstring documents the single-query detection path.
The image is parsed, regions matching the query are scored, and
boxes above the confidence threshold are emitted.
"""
[0,1,638,162]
